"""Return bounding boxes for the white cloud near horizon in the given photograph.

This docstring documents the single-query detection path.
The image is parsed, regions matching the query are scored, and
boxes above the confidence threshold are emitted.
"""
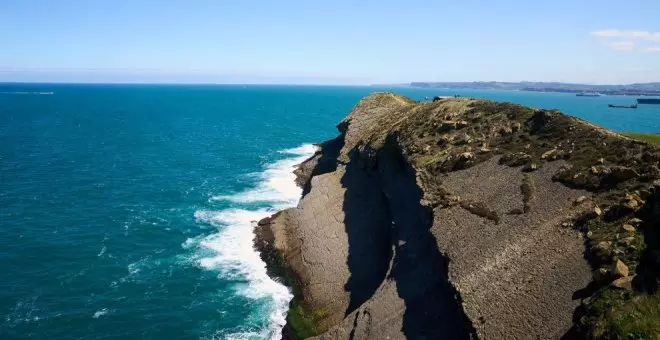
[590,29,660,41]
[645,46,660,52]
[602,41,635,51]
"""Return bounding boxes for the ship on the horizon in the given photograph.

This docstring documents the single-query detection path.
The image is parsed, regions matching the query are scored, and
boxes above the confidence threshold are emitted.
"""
[637,97,660,104]
[576,92,602,97]
[608,104,637,109]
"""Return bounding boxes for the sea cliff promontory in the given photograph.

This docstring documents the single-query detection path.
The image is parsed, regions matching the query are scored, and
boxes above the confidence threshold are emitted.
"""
[255,93,660,339]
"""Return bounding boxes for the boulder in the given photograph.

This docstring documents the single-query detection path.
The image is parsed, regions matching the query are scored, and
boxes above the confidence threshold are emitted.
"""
[594,206,603,216]
[541,148,557,160]
[623,199,639,210]
[610,260,629,278]
[628,218,643,225]
[596,241,611,252]
[621,224,636,233]
[574,196,588,205]
[500,152,532,167]
[610,166,639,182]
[611,276,634,290]
[620,236,635,246]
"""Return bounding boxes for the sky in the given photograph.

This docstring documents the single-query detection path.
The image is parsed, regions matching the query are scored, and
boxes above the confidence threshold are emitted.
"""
[1,0,659,84]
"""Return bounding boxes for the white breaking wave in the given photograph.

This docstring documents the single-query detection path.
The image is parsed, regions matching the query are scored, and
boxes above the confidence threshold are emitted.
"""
[195,143,316,340]
[211,144,318,207]
[92,308,108,319]
[278,143,318,155]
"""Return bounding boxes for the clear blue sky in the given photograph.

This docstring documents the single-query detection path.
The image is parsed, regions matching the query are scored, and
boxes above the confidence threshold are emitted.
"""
[1,0,659,84]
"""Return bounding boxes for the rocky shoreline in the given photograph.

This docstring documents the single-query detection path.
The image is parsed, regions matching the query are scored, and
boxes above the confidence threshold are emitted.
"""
[255,93,660,339]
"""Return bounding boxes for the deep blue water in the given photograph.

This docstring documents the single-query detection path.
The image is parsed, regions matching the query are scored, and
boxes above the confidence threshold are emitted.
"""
[0,84,658,340]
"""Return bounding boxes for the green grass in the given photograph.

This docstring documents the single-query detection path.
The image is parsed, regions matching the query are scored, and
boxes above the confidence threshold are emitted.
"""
[582,289,660,339]
[286,300,328,340]
[266,251,328,339]
[621,132,660,146]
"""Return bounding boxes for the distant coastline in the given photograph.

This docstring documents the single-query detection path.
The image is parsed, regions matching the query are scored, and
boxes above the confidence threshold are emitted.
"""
[409,81,660,96]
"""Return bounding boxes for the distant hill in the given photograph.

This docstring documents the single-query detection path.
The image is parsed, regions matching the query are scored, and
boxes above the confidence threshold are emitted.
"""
[410,81,660,96]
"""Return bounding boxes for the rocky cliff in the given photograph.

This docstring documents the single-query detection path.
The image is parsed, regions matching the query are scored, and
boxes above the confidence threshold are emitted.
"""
[254,93,660,339]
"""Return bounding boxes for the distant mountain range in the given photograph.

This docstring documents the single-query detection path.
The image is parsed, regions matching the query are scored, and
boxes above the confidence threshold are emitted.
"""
[409,82,660,96]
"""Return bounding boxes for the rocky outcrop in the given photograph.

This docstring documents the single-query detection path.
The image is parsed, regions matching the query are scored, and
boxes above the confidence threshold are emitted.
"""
[254,93,660,339]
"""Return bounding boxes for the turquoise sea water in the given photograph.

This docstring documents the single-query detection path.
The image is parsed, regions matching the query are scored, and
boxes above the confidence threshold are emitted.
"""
[0,84,658,340]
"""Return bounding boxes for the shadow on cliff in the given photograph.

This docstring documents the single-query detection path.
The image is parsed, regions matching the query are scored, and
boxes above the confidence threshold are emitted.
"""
[300,136,344,197]
[635,187,660,294]
[341,135,476,338]
[341,145,393,315]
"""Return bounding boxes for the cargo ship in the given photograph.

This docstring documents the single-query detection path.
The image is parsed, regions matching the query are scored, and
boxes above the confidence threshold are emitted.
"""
[637,98,660,104]
[608,104,637,109]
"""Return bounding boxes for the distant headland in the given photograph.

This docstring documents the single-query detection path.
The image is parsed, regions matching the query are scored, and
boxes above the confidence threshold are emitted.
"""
[409,81,660,96]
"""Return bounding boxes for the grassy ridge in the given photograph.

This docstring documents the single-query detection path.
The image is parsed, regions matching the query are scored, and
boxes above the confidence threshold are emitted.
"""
[622,133,660,146]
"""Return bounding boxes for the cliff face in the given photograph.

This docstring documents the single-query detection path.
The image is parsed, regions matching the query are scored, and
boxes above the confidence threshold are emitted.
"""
[254,93,660,339]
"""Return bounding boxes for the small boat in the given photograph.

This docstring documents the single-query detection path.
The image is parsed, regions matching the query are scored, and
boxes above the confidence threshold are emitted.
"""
[433,96,452,102]
[576,92,602,97]
[608,104,637,109]
[637,98,660,105]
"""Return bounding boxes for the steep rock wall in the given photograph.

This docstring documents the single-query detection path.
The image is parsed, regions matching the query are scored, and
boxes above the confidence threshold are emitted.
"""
[255,93,660,339]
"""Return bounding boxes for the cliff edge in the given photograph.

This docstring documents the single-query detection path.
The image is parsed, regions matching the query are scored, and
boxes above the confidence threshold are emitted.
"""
[255,93,660,339]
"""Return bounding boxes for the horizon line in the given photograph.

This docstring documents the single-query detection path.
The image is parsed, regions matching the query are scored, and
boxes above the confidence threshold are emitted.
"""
[2,80,659,86]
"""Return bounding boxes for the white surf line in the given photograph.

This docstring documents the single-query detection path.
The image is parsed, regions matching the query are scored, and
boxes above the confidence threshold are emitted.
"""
[195,144,317,339]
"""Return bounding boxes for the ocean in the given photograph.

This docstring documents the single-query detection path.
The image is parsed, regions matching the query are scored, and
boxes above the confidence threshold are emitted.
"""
[0,84,658,340]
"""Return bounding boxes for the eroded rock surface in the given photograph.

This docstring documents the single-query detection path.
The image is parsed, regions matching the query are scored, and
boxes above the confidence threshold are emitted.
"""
[254,93,660,339]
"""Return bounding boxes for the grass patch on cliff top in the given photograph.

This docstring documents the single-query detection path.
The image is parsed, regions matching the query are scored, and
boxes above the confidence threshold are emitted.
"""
[621,132,660,146]
[582,288,660,339]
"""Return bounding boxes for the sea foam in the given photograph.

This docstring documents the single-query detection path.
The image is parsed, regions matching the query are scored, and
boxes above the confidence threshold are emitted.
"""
[211,144,318,207]
[195,144,316,340]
